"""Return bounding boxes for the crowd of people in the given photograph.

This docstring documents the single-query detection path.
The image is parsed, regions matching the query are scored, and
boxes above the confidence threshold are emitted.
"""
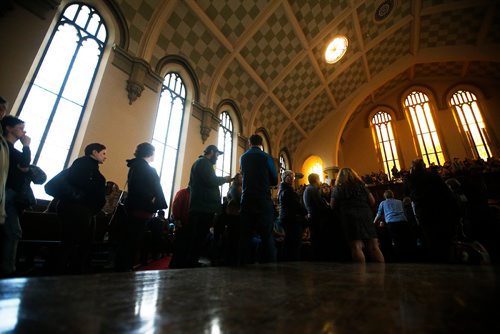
[361,156,500,186]
[1,93,498,276]
[0,95,170,276]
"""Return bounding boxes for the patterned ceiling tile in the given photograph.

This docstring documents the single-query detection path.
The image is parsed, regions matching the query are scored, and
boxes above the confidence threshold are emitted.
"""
[281,124,304,155]
[419,6,485,48]
[255,97,288,143]
[116,0,161,55]
[313,15,360,79]
[288,0,350,41]
[366,23,411,76]
[195,0,269,45]
[328,58,367,104]
[422,0,464,9]
[485,3,500,45]
[357,0,412,44]
[373,70,409,100]
[216,60,265,119]
[273,57,323,112]
[414,62,463,78]
[296,90,334,132]
[467,61,500,79]
[240,4,303,86]
[155,0,228,104]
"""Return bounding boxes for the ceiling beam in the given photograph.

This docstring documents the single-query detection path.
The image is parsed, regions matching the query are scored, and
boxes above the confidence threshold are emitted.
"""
[203,0,282,107]
[137,0,178,61]
[351,3,371,82]
[184,0,234,52]
[281,1,337,131]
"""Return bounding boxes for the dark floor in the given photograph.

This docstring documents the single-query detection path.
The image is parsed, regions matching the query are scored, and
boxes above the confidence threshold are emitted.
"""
[0,262,499,333]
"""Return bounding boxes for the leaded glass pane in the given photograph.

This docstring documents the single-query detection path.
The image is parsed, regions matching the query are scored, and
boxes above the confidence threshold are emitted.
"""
[405,91,444,165]
[371,111,400,178]
[450,90,492,160]
[217,112,233,200]
[17,4,107,200]
[151,72,187,212]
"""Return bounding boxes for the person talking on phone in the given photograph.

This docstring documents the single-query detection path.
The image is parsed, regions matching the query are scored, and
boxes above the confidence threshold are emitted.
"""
[0,115,31,276]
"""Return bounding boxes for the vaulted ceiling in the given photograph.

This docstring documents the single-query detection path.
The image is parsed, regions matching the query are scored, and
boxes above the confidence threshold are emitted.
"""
[115,0,500,155]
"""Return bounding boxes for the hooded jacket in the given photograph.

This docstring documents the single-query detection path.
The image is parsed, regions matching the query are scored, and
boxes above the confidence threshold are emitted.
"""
[125,158,167,213]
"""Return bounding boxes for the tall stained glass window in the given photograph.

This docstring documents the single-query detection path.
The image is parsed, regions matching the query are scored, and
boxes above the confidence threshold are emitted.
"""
[450,90,492,160]
[151,73,186,211]
[17,3,107,199]
[216,112,233,199]
[371,111,400,178]
[404,91,445,166]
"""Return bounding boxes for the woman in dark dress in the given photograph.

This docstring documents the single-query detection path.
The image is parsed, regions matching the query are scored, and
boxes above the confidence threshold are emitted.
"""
[330,168,384,263]
[115,142,167,271]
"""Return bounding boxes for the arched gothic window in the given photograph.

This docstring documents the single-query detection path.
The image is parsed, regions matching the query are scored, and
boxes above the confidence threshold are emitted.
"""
[217,112,233,199]
[279,151,289,179]
[151,72,187,211]
[450,90,492,160]
[17,3,107,199]
[371,111,400,178]
[404,91,445,166]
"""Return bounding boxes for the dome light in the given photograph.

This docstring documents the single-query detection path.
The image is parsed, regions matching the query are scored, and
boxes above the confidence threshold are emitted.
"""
[325,36,348,64]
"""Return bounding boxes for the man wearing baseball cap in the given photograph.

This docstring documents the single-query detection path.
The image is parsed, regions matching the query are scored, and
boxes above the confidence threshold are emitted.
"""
[170,144,231,268]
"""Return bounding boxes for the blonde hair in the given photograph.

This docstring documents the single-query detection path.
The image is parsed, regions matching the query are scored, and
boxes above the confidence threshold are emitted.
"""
[335,167,364,187]
[281,170,294,182]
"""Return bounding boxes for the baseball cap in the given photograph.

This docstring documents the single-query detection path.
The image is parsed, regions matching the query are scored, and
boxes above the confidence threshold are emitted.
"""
[204,144,223,155]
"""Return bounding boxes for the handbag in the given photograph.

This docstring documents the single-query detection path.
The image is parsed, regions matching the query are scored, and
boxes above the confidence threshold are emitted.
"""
[29,165,47,184]
[44,169,82,201]
[15,165,46,210]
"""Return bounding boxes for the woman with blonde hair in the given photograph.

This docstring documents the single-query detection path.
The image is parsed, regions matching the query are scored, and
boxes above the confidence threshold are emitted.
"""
[330,167,384,263]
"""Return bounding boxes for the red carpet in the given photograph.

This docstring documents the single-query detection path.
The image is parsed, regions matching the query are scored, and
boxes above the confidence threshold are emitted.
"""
[136,256,172,271]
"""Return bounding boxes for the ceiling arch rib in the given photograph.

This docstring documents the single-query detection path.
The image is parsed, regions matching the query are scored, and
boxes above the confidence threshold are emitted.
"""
[136,0,178,61]
[188,0,282,108]
[118,0,500,164]
[280,0,337,142]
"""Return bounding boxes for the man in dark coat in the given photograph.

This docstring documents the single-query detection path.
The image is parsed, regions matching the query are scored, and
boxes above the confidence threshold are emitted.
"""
[57,142,107,274]
[175,145,231,268]
[239,134,278,264]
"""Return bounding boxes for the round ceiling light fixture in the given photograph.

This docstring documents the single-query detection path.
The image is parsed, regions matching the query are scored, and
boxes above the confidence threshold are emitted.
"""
[374,0,396,23]
[325,35,348,64]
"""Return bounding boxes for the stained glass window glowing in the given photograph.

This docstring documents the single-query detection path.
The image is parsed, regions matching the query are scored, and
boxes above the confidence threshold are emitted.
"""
[404,91,445,166]
[371,111,400,178]
[450,90,492,160]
